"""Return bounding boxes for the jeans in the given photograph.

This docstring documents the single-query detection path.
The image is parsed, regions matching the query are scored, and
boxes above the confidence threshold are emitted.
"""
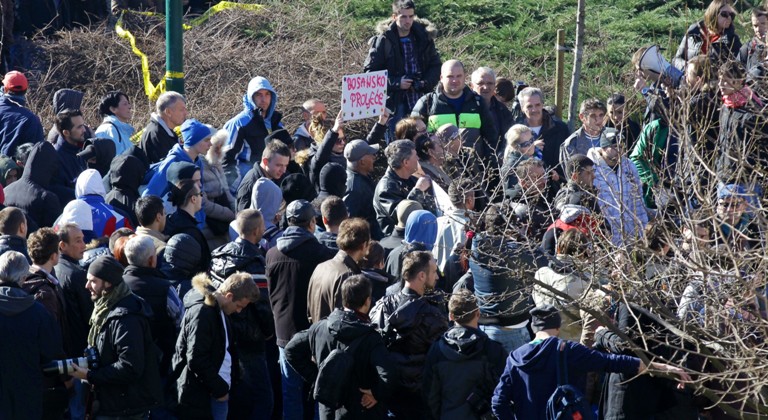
[230,353,273,420]
[480,324,531,354]
[278,346,304,419]
[210,397,228,420]
[69,378,86,420]
[385,102,409,144]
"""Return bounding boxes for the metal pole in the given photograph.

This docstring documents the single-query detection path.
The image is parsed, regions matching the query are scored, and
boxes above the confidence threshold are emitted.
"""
[555,29,565,119]
[165,0,184,94]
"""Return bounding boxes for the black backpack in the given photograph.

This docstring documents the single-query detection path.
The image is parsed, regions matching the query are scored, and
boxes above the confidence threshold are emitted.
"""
[546,340,594,420]
[313,330,367,409]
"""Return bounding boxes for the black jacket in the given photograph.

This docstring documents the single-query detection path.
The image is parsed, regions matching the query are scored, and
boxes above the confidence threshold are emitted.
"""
[140,117,180,164]
[164,209,211,274]
[412,86,499,159]
[5,141,63,229]
[122,264,177,374]
[52,134,86,197]
[422,325,506,420]
[363,19,441,111]
[106,154,146,228]
[285,309,398,419]
[488,97,514,154]
[236,163,282,212]
[373,168,436,236]
[716,102,768,185]
[0,234,29,261]
[173,282,239,419]
[55,255,92,357]
[379,227,404,259]
[266,226,335,347]
[515,109,571,180]
[369,287,448,395]
[345,168,383,240]
[0,283,62,420]
[88,293,163,417]
[160,232,203,300]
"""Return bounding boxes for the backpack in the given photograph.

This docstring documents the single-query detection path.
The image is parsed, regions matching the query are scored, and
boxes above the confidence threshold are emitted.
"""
[313,329,367,409]
[546,340,594,420]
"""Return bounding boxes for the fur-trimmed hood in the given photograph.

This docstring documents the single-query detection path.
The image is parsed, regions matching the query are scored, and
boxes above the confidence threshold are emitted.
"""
[190,273,217,307]
[374,17,438,40]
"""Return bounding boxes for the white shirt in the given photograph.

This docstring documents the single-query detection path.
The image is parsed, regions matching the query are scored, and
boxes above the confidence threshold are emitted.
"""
[217,309,232,386]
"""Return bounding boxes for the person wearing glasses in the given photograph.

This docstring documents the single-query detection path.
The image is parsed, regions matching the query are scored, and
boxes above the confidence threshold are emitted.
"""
[673,0,742,71]
[502,124,542,200]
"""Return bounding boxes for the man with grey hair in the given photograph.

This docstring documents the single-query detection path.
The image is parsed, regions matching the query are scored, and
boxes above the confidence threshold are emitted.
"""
[292,98,326,151]
[471,66,514,156]
[373,139,436,235]
[515,86,570,186]
[0,250,62,420]
[411,59,498,159]
[122,235,183,377]
[139,91,188,164]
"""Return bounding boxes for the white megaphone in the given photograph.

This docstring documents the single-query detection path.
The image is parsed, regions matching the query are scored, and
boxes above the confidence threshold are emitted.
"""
[639,45,683,88]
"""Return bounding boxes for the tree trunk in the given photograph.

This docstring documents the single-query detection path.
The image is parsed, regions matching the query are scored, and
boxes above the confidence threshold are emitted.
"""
[567,0,585,132]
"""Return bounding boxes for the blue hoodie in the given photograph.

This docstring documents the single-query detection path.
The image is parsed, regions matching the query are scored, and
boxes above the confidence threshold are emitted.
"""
[492,337,639,419]
[222,77,283,166]
[405,210,438,248]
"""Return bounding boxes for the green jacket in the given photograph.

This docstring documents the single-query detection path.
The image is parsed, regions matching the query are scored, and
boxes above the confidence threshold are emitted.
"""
[629,119,671,208]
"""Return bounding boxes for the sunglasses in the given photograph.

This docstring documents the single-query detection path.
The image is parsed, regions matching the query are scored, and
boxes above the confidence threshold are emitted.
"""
[517,140,534,148]
[720,11,736,20]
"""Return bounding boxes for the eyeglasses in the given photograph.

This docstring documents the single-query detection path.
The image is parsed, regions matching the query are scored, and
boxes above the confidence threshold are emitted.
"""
[517,140,534,148]
[720,11,736,20]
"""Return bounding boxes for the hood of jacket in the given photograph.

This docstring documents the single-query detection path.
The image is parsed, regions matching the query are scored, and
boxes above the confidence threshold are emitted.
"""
[166,161,198,185]
[162,233,202,276]
[52,89,84,114]
[185,273,218,308]
[244,77,278,128]
[319,162,346,196]
[253,177,282,226]
[22,141,59,188]
[438,325,488,361]
[326,308,374,343]
[110,154,145,191]
[276,226,317,253]
[106,291,153,321]
[0,155,20,187]
[0,283,36,316]
[405,210,437,248]
[375,17,437,40]
[509,336,560,372]
[75,169,106,198]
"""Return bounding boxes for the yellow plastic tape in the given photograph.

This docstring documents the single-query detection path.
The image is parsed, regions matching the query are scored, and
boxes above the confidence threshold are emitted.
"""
[116,2,264,101]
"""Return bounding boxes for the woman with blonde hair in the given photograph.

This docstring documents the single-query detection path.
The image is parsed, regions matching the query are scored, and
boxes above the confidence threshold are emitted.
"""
[673,0,742,70]
[502,124,543,198]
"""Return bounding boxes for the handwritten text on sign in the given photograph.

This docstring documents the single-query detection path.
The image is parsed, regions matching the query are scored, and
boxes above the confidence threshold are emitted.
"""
[341,70,387,121]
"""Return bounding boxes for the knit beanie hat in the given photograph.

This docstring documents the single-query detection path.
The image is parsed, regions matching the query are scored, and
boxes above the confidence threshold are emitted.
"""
[181,119,214,148]
[88,255,125,286]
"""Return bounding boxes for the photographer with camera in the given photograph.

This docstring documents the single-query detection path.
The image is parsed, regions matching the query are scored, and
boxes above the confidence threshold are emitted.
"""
[0,250,63,420]
[69,255,162,419]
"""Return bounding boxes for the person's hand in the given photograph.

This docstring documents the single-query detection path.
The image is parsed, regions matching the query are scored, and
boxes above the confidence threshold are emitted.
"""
[332,110,344,133]
[216,393,229,402]
[648,363,692,390]
[378,108,391,126]
[533,139,545,149]
[634,75,647,92]
[70,363,88,381]
[415,176,432,192]
[360,389,378,409]
[550,170,560,182]
[400,77,414,90]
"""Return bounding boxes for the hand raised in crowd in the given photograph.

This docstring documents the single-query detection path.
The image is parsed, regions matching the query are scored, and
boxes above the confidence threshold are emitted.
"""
[332,110,344,133]
[359,388,378,409]
[415,176,432,192]
[378,108,391,126]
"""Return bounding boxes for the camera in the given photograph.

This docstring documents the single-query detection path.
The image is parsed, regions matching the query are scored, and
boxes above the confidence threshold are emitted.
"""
[406,72,426,91]
[42,347,100,376]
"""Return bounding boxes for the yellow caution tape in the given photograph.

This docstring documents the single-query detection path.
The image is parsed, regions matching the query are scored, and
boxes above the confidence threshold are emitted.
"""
[116,2,264,101]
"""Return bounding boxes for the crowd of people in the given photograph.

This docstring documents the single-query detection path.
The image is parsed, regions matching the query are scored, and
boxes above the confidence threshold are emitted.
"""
[1,0,768,419]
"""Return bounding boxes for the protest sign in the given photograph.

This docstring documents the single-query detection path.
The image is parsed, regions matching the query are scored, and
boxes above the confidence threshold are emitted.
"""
[341,70,388,121]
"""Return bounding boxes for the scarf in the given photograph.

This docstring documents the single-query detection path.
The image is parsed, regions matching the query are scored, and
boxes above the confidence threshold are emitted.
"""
[87,282,132,347]
[723,86,761,109]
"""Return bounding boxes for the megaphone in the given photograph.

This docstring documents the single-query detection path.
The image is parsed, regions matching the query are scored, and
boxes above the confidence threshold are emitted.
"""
[639,45,683,88]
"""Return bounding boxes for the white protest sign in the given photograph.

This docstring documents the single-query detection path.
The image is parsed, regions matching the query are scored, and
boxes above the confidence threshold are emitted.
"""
[341,70,388,121]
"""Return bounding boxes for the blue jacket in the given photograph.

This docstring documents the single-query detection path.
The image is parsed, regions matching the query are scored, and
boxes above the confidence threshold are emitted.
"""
[222,77,284,168]
[492,337,639,420]
[0,94,44,157]
[143,144,205,227]
[96,115,135,156]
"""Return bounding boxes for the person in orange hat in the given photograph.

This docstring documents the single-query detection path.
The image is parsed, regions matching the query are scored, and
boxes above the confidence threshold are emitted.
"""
[0,71,44,159]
